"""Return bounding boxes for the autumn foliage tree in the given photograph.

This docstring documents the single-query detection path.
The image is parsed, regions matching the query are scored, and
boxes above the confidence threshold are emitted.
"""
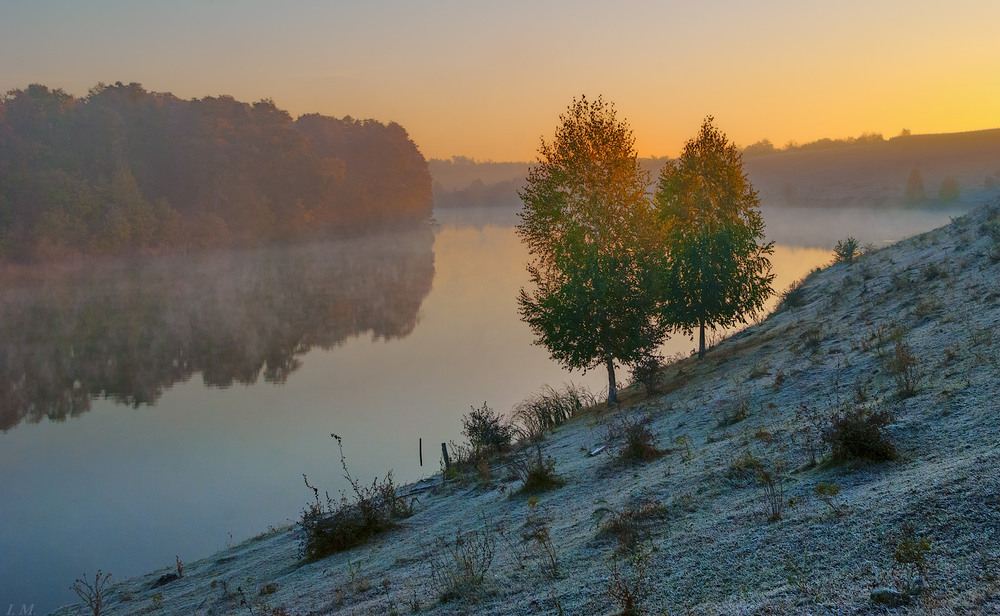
[517,96,667,404]
[654,117,774,358]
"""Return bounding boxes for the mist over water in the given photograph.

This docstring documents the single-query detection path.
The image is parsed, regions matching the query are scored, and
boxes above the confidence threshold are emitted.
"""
[761,206,968,249]
[0,229,436,432]
[0,204,968,613]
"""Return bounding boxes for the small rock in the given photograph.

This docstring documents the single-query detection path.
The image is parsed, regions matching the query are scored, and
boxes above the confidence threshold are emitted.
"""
[908,575,926,596]
[152,572,180,588]
[871,587,909,607]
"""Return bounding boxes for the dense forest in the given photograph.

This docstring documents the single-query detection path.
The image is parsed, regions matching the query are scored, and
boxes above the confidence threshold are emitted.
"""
[0,83,433,262]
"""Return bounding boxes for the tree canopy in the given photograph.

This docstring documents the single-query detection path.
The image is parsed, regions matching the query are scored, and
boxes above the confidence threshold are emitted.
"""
[0,83,433,262]
[904,168,926,204]
[655,117,774,358]
[516,96,667,404]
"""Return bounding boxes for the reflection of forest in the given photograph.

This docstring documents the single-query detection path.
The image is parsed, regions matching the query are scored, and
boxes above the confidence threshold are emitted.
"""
[0,226,435,431]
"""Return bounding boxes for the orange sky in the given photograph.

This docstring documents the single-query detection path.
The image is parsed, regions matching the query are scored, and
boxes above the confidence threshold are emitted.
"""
[2,1,998,161]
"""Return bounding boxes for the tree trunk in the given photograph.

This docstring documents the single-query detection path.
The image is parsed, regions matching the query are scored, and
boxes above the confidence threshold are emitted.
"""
[698,320,706,359]
[605,353,618,405]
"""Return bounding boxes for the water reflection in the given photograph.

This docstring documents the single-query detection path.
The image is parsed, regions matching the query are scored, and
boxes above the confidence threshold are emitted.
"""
[0,226,435,432]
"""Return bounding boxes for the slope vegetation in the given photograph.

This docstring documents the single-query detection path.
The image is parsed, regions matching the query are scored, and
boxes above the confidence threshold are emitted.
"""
[52,202,1000,615]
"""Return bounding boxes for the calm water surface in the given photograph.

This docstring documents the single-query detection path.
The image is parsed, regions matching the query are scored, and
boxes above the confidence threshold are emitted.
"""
[0,205,964,613]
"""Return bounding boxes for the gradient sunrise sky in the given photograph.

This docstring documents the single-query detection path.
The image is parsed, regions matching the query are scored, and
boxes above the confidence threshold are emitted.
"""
[1,0,997,161]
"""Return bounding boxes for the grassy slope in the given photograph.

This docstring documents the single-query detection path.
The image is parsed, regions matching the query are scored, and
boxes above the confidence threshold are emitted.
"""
[53,202,1000,615]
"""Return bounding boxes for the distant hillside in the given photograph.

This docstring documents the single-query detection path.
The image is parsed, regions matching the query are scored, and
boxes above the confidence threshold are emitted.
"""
[0,83,433,262]
[427,158,528,209]
[745,128,1000,208]
[431,129,1000,210]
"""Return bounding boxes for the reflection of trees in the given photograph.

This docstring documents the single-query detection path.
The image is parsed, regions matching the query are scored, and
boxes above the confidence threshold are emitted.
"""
[0,226,435,431]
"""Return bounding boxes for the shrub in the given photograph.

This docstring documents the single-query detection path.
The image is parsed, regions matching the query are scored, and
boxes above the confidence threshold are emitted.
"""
[859,261,875,280]
[921,262,947,281]
[777,267,821,312]
[861,322,905,358]
[870,523,933,607]
[778,282,807,311]
[834,236,861,264]
[757,466,784,522]
[891,272,914,293]
[885,341,923,398]
[715,386,751,426]
[71,570,113,616]
[894,523,932,577]
[510,443,564,494]
[747,359,770,380]
[629,353,664,395]
[441,440,475,480]
[749,457,786,522]
[299,435,414,560]
[798,325,823,354]
[429,524,496,603]
[608,548,652,616]
[461,402,514,460]
[981,210,1000,263]
[821,405,896,463]
[793,403,826,467]
[814,483,843,515]
[607,412,664,464]
[674,434,695,463]
[522,504,559,580]
[513,383,596,442]
[592,498,669,554]
[771,368,786,391]
[726,449,765,486]
[910,296,941,321]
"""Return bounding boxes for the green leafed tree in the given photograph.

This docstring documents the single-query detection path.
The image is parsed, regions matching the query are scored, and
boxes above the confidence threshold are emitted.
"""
[516,96,667,405]
[654,117,774,359]
[904,168,926,204]
[937,176,959,203]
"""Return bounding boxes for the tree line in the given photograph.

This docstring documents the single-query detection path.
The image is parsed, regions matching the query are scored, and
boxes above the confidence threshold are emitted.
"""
[743,131,888,157]
[0,83,433,262]
[517,97,774,404]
